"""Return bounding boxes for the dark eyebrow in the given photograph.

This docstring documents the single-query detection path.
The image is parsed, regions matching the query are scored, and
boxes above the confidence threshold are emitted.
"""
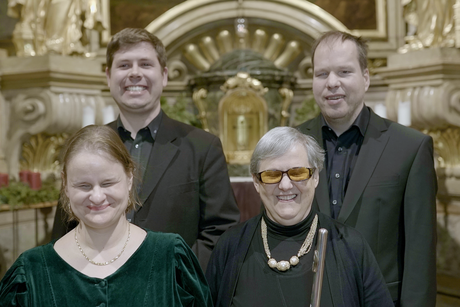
[338,65,354,70]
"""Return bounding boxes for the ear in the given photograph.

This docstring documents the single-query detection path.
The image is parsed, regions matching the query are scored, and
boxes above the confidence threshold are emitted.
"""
[162,67,168,87]
[363,68,370,92]
[105,67,111,88]
[128,172,133,192]
[252,174,260,193]
[312,171,319,189]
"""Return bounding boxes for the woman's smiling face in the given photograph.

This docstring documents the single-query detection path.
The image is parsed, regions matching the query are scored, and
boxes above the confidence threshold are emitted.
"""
[65,150,133,229]
[253,145,319,226]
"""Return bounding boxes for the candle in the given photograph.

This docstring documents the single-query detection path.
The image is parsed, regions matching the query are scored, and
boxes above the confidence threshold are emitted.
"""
[82,105,96,127]
[28,172,41,190]
[398,100,411,126]
[19,170,31,184]
[0,173,8,187]
[374,103,387,119]
[102,105,116,124]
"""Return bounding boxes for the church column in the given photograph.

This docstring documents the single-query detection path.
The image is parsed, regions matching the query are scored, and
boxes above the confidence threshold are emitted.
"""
[376,47,460,288]
[0,54,112,180]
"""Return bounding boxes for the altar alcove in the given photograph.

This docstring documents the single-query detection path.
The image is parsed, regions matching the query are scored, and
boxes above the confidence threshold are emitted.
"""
[190,49,295,167]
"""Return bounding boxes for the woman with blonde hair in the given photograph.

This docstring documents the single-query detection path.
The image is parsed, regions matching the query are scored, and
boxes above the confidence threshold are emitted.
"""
[0,125,212,306]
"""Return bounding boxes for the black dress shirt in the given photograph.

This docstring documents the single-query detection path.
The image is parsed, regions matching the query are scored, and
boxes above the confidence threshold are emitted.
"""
[117,111,162,221]
[321,106,370,219]
[117,111,162,182]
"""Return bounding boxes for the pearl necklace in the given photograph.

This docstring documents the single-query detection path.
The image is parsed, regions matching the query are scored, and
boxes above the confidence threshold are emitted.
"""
[261,214,318,272]
[74,223,131,266]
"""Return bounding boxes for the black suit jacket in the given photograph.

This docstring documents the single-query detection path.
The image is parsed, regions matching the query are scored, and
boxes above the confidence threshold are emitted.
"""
[53,113,240,271]
[206,212,393,307]
[297,108,437,306]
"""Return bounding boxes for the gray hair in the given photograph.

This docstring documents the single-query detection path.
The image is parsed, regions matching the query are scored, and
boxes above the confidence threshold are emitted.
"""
[250,127,325,175]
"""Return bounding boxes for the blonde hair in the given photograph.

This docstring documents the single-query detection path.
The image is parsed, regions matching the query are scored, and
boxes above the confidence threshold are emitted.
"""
[60,125,140,222]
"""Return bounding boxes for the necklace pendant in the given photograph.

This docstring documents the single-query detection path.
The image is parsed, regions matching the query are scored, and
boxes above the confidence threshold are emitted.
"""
[268,258,278,269]
[276,260,290,271]
[289,255,299,266]
[261,215,318,273]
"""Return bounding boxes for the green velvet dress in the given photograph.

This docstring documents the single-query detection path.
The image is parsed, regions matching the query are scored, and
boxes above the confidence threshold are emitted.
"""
[0,230,212,307]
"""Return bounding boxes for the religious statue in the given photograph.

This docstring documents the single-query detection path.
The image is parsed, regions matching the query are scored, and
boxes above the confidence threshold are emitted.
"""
[399,0,456,53]
[7,0,107,57]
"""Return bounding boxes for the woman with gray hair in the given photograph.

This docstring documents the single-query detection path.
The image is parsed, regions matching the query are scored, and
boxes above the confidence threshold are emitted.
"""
[206,127,392,307]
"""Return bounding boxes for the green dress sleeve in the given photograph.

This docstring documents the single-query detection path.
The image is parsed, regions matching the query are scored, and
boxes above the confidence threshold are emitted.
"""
[173,236,213,306]
[0,255,29,307]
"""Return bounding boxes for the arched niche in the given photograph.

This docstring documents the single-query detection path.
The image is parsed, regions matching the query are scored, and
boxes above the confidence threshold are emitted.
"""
[146,0,348,46]
[144,0,349,94]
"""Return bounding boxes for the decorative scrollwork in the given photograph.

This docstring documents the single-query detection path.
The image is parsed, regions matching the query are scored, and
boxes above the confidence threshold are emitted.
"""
[221,72,268,97]
[298,56,312,78]
[167,60,188,81]
[13,97,45,122]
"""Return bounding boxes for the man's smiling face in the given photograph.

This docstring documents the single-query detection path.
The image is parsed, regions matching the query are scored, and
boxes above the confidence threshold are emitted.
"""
[106,41,168,118]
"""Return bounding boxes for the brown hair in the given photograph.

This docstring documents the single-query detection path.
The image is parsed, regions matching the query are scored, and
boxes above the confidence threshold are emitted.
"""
[60,125,140,222]
[311,31,368,72]
[106,28,167,72]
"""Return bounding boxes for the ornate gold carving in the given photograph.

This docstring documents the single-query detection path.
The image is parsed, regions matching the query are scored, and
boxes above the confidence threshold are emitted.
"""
[183,29,301,72]
[216,30,233,55]
[279,88,294,126]
[367,58,387,75]
[274,41,301,68]
[426,127,460,168]
[199,36,220,64]
[192,88,210,132]
[221,72,268,97]
[219,73,268,164]
[264,34,285,62]
[252,29,268,53]
[7,0,108,57]
[183,44,210,71]
[20,133,67,179]
[225,151,253,165]
[399,0,456,52]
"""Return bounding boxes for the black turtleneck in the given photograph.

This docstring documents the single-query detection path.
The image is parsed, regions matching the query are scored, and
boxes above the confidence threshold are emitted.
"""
[231,209,318,307]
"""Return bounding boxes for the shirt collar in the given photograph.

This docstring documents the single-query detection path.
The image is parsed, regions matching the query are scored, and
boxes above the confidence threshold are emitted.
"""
[117,110,163,141]
[320,105,370,137]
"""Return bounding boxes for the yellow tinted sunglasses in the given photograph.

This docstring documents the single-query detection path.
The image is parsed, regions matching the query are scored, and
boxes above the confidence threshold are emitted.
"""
[256,167,315,184]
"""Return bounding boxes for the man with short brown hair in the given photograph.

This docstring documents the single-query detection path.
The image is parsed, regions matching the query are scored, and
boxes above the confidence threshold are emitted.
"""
[53,28,240,271]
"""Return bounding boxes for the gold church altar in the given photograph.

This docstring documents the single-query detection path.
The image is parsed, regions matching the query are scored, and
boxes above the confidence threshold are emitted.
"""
[1,0,460,303]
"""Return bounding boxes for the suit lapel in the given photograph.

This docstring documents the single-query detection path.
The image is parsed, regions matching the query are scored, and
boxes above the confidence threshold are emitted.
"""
[138,114,179,204]
[298,117,331,216]
[337,110,389,223]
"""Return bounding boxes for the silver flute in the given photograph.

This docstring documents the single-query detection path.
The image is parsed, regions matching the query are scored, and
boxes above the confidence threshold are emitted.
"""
[310,228,328,307]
